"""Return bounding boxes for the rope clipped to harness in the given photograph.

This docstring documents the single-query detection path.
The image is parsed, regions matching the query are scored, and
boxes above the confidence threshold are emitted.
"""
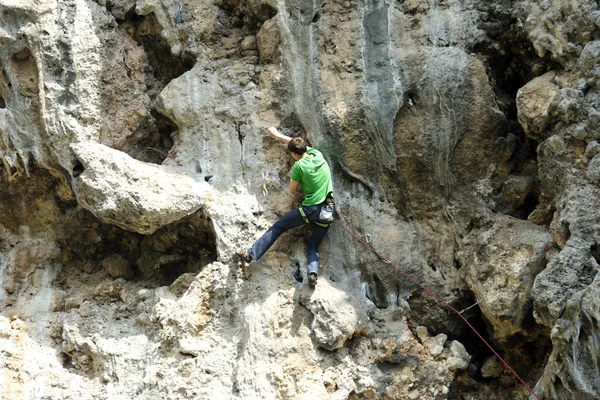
[332,218,541,400]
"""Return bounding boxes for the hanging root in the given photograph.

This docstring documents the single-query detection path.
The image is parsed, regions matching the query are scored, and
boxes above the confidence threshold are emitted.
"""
[1,151,26,182]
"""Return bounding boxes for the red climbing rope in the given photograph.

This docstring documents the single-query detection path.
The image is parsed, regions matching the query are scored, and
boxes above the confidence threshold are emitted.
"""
[332,219,541,400]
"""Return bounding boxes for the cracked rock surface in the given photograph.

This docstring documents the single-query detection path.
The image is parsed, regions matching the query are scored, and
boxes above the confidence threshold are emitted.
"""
[1,0,600,399]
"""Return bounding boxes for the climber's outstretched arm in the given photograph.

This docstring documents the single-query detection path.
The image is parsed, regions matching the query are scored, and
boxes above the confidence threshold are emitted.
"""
[266,127,292,143]
[289,179,299,195]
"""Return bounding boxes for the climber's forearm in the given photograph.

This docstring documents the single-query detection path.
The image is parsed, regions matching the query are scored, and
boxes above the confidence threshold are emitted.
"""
[266,127,292,144]
[290,179,299,195]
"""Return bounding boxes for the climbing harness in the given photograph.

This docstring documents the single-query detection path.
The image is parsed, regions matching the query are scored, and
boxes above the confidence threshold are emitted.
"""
[298,206,332,228]
[332,218,541,400]
[298,193,335,228]
[177,0,183,24]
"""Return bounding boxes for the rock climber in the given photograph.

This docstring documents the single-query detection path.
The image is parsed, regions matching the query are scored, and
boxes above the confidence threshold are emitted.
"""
[238,127,335,287]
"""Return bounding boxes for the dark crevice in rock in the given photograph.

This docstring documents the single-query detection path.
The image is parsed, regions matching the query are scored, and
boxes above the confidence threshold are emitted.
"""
[446,291,550,397]
[57,208,217,286]
[214,0,277,36]
[472,10,558,221]
[0,165,217,288]
[123,110,176,164]
[514,190,540,219]
[72,160,84,178]
[473,11,561,124]
[447,292,494,365]
[312,11,321,23]
[364,273,389,309]
[408,289,468,339]
[122,10,195,85]
[592,243,600,266]
[114,10,194,164]
[60,352,75,370]
[292,260,303,283]
[0,67,10,109]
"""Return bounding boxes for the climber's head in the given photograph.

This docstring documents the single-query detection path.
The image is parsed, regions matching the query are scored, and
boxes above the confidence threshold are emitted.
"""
[287,137,307,160]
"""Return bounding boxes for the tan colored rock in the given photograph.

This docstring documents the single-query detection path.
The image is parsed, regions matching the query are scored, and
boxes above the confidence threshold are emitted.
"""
[1,0,598,399]
[481,356,504,378]
[169,272,197,297]
[516,71,559,140]
[403,0,429,13]
[256,18,280,63]
[93,279,124,299]
[100,254,133,279]
[65,295,85,311]
[502,175,535,208]
[459,216,554,342]
[240,35,258,52]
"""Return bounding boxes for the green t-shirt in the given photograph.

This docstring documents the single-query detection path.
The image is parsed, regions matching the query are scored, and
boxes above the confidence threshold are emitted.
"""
[290,147,333,206]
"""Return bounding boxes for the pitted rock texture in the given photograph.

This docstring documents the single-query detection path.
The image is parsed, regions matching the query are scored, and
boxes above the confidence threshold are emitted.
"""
[1,0,600,399]
[458,216,554,342]
[72,142,210,234]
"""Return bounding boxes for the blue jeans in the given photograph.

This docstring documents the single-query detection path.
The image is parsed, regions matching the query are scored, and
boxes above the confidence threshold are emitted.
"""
[249,205,329,275]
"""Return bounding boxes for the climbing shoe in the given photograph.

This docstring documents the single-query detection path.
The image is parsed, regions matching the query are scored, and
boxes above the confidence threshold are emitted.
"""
[237,249,252,263]
[308,272,318,288]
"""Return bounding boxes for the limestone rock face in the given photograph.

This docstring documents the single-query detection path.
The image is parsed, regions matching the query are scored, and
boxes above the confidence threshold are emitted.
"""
[72,142,209,234]
[459,216,554,342]
[538,275,600,400]
[1,0,600,399]
[302,279,369,350]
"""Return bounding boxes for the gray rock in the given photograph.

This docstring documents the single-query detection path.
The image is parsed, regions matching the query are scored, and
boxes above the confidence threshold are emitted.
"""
[533,245,599,328]
[427,333,447,356]
[581,41,600,78]
[589,112,600,128]
[554,88,584,123]
[535,275,600,399]
[447,341,470,372]
[105,0,135,20]
[587,154,600,184]
[585,141,600,159]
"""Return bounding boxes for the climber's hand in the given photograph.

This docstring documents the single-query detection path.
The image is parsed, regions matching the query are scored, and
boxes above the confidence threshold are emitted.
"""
[265,127,292,144]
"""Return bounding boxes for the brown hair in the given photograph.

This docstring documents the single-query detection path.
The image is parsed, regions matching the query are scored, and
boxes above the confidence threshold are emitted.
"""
[287,137,307,155]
